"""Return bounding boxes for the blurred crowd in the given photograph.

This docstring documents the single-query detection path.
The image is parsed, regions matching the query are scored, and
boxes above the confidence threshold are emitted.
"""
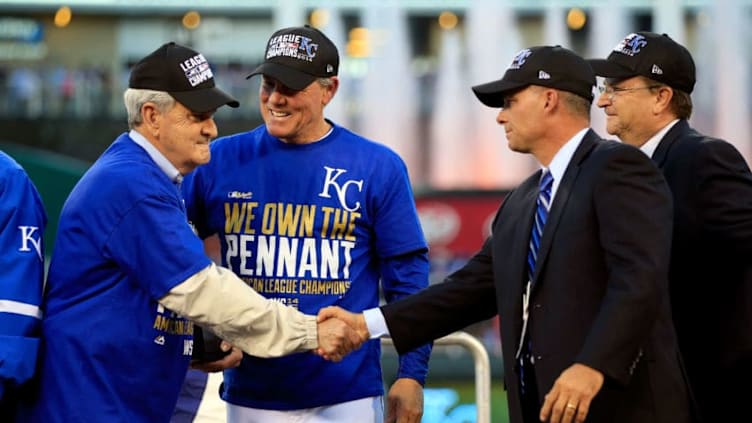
[0,64,110,119]
[0,63,259,120]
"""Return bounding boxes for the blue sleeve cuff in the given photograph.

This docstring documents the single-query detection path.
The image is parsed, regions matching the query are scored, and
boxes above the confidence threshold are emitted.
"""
[397,343,432,386]
[0,335,40,389]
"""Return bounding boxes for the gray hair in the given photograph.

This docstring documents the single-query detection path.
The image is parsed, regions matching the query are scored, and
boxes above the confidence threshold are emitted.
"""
[317,77,335,88]
[123,88,175,129]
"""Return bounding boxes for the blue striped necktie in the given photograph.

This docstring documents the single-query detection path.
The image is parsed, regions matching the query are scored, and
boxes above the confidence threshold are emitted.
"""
[518,170,554,396]
[527,171,554,284]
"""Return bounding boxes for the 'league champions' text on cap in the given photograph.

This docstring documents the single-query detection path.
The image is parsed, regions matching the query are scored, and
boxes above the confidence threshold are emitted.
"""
[471,45,596,107]
[588,32,696,94]
[247,25,339,91]
[129,42,239,113]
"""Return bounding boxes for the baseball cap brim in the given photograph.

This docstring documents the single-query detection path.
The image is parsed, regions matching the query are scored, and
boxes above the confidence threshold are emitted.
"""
[170,87,239,114]
[246,62,318,91]
[587,59,637,79]
[471,79,529,107]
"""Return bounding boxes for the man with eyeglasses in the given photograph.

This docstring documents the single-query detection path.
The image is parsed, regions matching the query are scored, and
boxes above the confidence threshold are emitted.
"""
[589,31,752,423]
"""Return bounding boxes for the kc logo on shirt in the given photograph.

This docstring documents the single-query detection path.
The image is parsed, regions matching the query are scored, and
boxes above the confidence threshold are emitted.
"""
[18,225,42,261]
[318,166,363,212]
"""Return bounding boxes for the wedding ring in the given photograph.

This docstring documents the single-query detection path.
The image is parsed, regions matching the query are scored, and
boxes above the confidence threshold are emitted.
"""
[566,403,577,409]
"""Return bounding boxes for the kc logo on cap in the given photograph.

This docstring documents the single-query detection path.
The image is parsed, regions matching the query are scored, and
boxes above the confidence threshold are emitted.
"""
[510,49,532,70]
[614,33,648,56]
[266,33,320,62]
[247,25,340,91]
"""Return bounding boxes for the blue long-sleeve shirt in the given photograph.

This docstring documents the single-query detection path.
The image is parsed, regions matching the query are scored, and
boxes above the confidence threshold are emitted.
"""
[183,122,432,409]
[0,150,46,400]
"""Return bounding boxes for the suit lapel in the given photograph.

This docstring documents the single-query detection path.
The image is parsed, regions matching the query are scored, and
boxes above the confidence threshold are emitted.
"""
[531,130,599,290]
[506,172,542,350]
[651,119,689,167]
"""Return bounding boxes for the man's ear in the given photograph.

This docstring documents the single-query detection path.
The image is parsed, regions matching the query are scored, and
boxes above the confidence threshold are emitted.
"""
[142,102,161,137]
[653,86,674,115]
[322,77,340,106]
[542,88,559,113]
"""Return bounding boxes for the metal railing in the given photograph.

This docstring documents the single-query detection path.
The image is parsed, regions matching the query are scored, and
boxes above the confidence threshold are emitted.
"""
[382,331,491,423]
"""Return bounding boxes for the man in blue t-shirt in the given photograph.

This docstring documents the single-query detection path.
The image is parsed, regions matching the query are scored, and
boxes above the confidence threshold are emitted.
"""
[182,25,432,423]
[0,150,46,418]
[19,42,360,423]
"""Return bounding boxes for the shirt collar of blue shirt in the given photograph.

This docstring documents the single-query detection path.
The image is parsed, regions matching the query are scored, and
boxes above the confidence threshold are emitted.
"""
[128,129,183,185]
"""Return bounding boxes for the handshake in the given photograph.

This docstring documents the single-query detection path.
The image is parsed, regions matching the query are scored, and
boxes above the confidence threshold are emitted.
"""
[314,306,371,362]
[191,306,372,373]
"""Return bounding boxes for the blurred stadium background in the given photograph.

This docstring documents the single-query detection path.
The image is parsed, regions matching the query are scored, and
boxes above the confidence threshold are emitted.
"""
[1,1,750,421]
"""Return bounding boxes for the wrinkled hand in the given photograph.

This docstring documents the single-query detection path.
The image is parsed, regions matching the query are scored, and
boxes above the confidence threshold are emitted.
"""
[540,363,604,423]
[386,378,423,423]
[317,306,370,341]
[190,341,242,373]
[315,315,364,362]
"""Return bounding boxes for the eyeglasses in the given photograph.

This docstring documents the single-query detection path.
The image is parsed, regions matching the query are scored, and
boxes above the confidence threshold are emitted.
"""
[598,85,662,100]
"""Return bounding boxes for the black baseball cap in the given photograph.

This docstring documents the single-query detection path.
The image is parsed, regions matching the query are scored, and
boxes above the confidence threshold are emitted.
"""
[247,25,339,91]
[588,32,696,94]
[129,42,239,113]
[472,45,596,107]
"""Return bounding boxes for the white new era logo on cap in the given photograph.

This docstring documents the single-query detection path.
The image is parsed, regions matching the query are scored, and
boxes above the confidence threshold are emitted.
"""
[651,64,663,75]
[538,70,551,80]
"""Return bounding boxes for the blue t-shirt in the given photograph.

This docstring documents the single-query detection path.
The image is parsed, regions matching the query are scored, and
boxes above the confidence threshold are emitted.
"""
[183,122,431,410]
[26,134,211,422]
[0,151,46,401]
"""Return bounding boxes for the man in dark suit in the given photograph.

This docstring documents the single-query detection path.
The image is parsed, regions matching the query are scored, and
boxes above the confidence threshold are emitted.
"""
[589,31,752,423]
[319,45,693,423]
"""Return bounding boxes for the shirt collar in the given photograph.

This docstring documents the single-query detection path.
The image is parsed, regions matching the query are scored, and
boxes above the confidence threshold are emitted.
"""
[640,119,679,158]
[543,127,588,199]
[129,129,183,184]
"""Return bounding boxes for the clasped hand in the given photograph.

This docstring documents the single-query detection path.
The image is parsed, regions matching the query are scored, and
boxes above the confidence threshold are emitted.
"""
[190,307,370,368]
[314,306,370,361]
[190,340,242,372]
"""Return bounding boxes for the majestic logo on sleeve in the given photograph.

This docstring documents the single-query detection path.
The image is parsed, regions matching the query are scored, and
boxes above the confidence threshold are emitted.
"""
[152,303,193,352]
[318,166,363,212]
[613,33,647,56]
[18,225,42,261]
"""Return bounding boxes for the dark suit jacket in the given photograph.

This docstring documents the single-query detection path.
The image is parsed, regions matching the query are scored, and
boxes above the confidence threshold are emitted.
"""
[652,119,752,421]
[382,130,692,423]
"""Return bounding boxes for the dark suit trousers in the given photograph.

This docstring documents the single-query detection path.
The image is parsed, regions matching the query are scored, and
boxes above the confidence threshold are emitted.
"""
[517,349,541,423]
